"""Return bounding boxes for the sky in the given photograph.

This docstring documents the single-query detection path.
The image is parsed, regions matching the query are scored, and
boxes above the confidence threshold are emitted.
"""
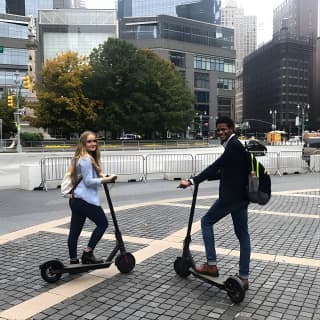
[86,0,286,45]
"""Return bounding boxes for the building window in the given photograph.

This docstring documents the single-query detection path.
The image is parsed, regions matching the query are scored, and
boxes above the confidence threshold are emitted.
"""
[195,91,209,103]
[194,55,235,73]
[217,78,235,90]
[218,97,232,118]
[169,51,185,68]
[194,72,209,89]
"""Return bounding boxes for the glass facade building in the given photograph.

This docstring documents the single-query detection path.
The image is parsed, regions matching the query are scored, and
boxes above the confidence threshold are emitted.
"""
[0,0,53,16]
[0,13,30,94]
[120,15,233,50]
[118,0,221,24]
[39,9,118,61]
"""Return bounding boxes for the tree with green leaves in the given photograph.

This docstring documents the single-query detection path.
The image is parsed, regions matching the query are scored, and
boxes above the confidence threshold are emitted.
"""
[28,51,98,137]
[0,96,16,138]
[86,39,194,138]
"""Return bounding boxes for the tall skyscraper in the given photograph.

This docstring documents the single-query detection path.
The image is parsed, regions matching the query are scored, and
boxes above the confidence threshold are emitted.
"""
[2,0,54,16]
[118,0,221,24]
[221,0,257,72]
[273,0,318,40]
[273,0,319,128]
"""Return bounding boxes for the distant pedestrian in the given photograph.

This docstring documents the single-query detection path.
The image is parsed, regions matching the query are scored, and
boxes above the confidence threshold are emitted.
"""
[67,131,116,264]
[178,117,251,290]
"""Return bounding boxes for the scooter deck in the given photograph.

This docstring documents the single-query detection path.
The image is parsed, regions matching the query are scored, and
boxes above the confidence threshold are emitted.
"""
[59,261,113,274]
[190,269,228,289]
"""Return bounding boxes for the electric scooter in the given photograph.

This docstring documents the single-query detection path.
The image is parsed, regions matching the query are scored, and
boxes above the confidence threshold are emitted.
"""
[40,180,135,283]
[174,183,245,303]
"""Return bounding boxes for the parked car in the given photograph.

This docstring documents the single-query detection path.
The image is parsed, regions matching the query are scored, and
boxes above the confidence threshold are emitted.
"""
[119,134,142,140]
[241,139,267,156]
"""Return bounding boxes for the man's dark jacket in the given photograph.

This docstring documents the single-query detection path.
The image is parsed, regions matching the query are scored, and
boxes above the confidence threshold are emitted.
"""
[193,135,250,206]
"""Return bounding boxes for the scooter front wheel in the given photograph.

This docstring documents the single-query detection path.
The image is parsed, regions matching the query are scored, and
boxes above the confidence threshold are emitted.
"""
[115,252,135,273]
[174,257,191,278]
[225,276,245,303]
[40,260,63,283]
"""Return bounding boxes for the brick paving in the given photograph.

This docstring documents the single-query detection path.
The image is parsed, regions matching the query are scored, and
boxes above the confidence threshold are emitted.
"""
[0,186,319,319]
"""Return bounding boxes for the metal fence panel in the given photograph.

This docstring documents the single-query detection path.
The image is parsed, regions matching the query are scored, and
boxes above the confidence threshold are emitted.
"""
[278,151,309,174]
[145,154,193,180]
[101,154,145,182]
[194,153,221,175]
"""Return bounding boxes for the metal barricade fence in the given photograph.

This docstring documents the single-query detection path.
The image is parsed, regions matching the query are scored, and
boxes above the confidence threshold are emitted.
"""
[39,150,309,189]
[310,154,320,172]
[194,153,221,175]
[257,152,279,175]
[278,151,309,175]
[101,154,145,182]
[145,154,193,180]
[40,156,72,190]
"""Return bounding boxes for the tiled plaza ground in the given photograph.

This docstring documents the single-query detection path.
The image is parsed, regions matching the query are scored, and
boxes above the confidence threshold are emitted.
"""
[0,189,319,320]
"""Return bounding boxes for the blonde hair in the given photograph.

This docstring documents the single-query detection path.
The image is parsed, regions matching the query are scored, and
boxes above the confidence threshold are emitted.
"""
[69,131,102,185]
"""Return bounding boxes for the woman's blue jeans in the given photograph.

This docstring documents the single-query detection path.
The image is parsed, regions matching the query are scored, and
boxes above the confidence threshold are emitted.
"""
[201,199,250,278]
[68,198,108,259]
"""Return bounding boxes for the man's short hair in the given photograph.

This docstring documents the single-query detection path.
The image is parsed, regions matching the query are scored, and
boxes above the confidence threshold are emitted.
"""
[216,116,234,129]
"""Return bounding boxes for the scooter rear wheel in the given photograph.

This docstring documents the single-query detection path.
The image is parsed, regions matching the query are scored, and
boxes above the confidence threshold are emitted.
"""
[174,257,191,278]
[115,252,135,273]
[40,260,63,283]
[225,276,245,303]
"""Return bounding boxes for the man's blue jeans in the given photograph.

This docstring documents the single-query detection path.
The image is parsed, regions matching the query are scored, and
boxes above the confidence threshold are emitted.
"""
[201,199,250,278]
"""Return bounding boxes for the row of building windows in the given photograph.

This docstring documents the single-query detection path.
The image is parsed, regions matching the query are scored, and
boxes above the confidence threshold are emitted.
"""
[194,73,235,90]
[0,48,28,66]
[194,55,235,73]
[0,22,28,39]
[162,27,233,49]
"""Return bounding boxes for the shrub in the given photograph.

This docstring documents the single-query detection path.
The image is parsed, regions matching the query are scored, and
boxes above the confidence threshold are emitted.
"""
[20,132,44,142]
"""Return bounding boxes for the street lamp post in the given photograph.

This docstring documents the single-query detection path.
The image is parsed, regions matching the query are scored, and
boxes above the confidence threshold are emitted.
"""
[196,111,207,137]
[297,104,310,140]
[269,109,277,143]
[14,71,24,153]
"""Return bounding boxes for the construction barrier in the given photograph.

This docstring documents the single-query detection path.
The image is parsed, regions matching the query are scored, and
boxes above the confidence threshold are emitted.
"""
[37,150,312,190]
[310,154,320,172]
[101,154,145,182]
[145,154,193,180]
[278,151,309,175]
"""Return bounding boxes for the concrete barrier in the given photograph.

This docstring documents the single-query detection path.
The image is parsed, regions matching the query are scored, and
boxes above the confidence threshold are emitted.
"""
[20,164,42,190]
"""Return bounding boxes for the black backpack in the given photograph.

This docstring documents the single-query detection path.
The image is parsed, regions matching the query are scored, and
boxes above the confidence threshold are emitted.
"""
[247,152,271,205]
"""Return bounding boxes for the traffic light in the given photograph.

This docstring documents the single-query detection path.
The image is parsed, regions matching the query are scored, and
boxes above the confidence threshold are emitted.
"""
[23,75,31,89]
[7,95,14,108]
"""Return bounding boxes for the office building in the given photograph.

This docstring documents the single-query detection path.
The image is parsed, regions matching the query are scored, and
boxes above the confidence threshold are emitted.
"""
[273,0,319,128]
[312,37,320,125]
[120,15,235,137]
[118,0,221,24]
[0,14,30,95]
[2,0,53,16]
[273,0,318,40]
[221,0,257,72]
[38,9,118,62]
[243,31,313,135]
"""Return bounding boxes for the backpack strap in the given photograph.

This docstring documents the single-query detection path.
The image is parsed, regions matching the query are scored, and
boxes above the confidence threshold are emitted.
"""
[70,177,82,198]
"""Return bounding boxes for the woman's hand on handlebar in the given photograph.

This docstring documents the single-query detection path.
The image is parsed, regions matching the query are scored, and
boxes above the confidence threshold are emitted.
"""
[177,179,191,189]
[101,175,117,184]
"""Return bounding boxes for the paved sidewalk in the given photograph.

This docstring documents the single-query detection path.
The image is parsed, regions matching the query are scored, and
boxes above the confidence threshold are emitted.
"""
[0,179,319,319]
